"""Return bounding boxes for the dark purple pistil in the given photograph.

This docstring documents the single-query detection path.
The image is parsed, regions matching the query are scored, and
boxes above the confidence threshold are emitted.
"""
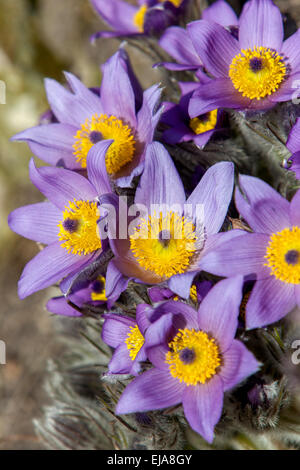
[249,57,263,72]
[89,131,102,144]
[63,218,79,233]
[91,279,104,294]
[285,250,299,266]
[179,348,196,365]
[196,112,210,123]
[159,230,171,248]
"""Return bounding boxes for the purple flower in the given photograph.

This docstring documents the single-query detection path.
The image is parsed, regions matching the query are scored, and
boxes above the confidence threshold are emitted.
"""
[115,277,259,443]
[104,141,235,302]
[198,174,300,329]
[188,0,300,114]
[8,141,112,299]
[47,274,108,317]
[102,305,151,376]
[158,0,238,71]
[161,79,223,148]
[287,117,300,180]
[12,48,162,187]
[90,0,188,40]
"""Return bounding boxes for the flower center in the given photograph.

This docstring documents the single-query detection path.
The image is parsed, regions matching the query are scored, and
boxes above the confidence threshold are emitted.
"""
[125,325,145,361]
[166,328,221,386]
[58,200,101,255]
[133,5,148,32]
[264,227,300,284]
[130,211,199,279]
[90,275,107,301]
[189,109,218,135]
[229,47,286,100]
[73,113,135,174]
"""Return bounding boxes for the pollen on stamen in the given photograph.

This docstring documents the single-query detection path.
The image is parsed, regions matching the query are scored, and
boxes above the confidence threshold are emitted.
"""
[189,109,218,135]
[166,328,221,386]
[58,200,102,256]
[229,46,287,100]
[73,113,135,174]
[130,211,200,279]
[125,325,145,361]
[91,275,107,301]
[265,227,300,284]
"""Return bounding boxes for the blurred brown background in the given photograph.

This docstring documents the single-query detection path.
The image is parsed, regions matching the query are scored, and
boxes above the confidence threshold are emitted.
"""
[0,0,299,451]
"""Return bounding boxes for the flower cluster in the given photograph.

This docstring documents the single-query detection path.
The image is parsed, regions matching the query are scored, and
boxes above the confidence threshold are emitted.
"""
[8,0,300,447]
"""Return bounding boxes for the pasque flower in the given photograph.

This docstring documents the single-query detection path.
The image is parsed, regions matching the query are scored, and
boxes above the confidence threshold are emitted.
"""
[199,175,300,329]
[102,305,151,376]
[12,48,161,187]
[161,79,222,148]
[104,141,235,302]
[47,274,108,318]
[158,0,238,71]
[8,141,113,299]
[116,277,259,443]
[187,0,300,114]
[287,117,300,180]
[90,0,188,39]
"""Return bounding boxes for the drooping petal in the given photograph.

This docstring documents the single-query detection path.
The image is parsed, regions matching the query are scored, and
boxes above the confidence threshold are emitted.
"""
[11,123,78,168]
[86,140,113,196]
[46,296,82,317]
[287,118,300,154]
[235,174,290,233]
[102,313,135,348]
[182,375,223,444]
[220,339,260,391]
[134,142,186,211]
[29,159,97,210]
[136,85,162,145]
[18,241,93,299]
[91,0,138,33]
[189,78,250,116]
[246,277,296,329]
[116,368,185,414]
[108,343,134,375]
[197,276,244,352]
[159,26,202,68]
[199,233,270,279]
[168,270,198,300]
[100,49,137,129]
[136,303,151,335]
[8,202,61,244]
[105,259,131,301]
[45,76,102,128]
[290,188,300,226]
[202,0,238,27]
[238,0,283,51]
[187,20,240,78]
[186,161,234,235]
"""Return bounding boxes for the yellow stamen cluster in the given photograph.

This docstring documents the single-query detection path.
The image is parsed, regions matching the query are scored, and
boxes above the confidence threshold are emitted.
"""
[73,113,135,174]
[125,325,145,361]
[189,109,218,135]
[58,200,101,255]
[130,211,197,279]
[189,284,198,303]
[166,328,221,386]
[133,5,148,32]
[91,275,107,301]
[229,47,286,100]
[265,227,300,284]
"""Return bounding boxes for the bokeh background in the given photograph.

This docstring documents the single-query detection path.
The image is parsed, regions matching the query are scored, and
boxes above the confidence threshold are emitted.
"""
[0,0,299,450]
